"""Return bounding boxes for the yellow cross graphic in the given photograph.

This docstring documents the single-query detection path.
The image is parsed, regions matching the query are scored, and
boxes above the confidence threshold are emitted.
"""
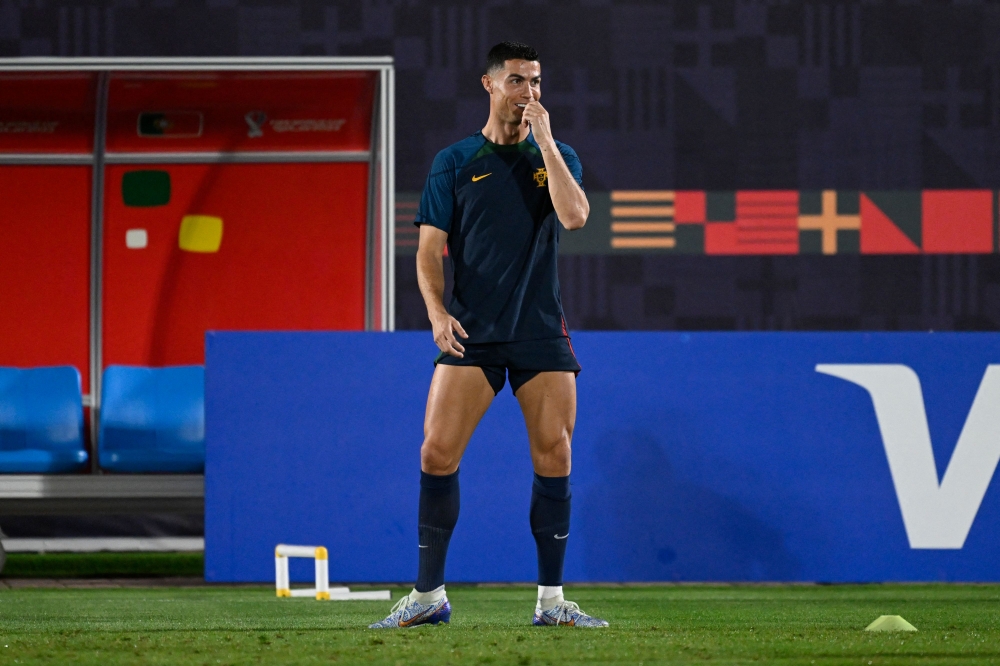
[798,190,860,255]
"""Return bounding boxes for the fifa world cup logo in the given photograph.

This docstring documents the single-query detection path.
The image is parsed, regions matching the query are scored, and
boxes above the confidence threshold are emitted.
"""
[245,111,267,138]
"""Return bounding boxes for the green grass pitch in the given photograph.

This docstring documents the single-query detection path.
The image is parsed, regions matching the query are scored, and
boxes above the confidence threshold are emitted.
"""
[0,584,998,664]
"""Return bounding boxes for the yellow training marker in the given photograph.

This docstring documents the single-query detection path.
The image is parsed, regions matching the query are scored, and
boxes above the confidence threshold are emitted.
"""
[178,215,223,253]
[865,615,917,632]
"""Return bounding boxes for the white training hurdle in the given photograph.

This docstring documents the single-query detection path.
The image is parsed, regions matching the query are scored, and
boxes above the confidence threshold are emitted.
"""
[274,544,390,601]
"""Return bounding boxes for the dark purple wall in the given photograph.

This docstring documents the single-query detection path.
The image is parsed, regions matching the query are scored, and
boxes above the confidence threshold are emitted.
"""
[7,1,1000,330]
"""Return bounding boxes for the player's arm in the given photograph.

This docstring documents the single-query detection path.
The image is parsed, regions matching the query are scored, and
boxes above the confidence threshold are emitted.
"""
[521,100,589,230]
[416,224,468,358]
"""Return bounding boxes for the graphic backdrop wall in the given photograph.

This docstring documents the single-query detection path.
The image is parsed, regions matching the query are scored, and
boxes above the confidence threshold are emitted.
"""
[4,1,1000,333]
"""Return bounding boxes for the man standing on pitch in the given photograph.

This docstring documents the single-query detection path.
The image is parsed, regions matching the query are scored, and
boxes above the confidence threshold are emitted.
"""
[370,42,607,629]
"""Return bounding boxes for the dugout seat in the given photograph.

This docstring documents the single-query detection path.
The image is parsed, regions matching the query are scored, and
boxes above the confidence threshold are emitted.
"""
[0,366,88,473]
[99,365,205,473]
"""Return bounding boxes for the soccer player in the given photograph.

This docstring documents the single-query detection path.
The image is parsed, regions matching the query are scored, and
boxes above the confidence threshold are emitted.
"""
[370,41,607,629]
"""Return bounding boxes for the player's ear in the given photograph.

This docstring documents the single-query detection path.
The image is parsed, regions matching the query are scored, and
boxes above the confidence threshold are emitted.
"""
[482,74,493,94]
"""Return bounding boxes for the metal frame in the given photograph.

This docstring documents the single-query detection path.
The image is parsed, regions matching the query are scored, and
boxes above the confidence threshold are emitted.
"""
[364,79,381,331]
[0,57,394,484]
[0,57,393,72]
[105,151,371,164]
[88,71,109,470]
[385,66,396,331]
[0,154,94,165]
[0,475,203,515]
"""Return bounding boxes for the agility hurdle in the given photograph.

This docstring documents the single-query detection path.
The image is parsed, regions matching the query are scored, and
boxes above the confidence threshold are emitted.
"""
[274,544,390,600]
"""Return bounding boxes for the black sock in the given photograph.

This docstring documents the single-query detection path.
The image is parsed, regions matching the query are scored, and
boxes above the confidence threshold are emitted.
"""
[415,469,460,592]
[530,473,571,587]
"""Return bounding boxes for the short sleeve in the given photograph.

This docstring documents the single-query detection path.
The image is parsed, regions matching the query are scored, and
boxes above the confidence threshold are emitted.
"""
[557,142,584,189]
[414,150,456,233]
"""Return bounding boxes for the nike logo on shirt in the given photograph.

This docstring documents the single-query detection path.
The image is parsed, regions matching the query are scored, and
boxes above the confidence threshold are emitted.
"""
[471,173,492,182]
[554,534,569,540]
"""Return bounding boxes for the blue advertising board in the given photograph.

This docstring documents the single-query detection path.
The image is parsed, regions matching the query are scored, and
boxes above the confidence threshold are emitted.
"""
[204,332,1000,583]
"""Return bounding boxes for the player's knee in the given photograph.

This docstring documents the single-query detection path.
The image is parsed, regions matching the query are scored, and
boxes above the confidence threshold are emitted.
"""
[420,438,461,475]
[534,431,572,473]
[551,435,572,465]
[545,428,572,454]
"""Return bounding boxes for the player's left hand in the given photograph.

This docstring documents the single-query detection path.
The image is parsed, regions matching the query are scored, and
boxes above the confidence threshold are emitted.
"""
[521,99,554,145]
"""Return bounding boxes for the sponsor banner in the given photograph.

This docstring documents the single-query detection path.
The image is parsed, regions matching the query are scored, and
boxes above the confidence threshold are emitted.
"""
[396,190,1000,256]
[267,118,347,134]
[106,71,375,153]
[205,331,1000,582]
[137,112,204,138]
[0,121,60,134]
[0,73,96,154]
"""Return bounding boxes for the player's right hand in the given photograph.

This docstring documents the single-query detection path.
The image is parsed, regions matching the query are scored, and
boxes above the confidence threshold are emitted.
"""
[430,311,468,358]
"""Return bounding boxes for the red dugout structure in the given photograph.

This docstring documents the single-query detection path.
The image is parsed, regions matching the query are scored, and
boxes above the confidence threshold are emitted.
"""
[0,58,395,477]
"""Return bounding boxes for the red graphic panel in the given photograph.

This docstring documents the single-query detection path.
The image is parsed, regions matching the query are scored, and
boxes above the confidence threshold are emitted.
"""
[102,163,368,366]
[922,190,993,254]
[0,73,97,154]
[860,194,920,254]
[105,72,376,153]
[674,191,706,223]
[0,166,91,391]
[717,191,800,254]
[705,222,737,254]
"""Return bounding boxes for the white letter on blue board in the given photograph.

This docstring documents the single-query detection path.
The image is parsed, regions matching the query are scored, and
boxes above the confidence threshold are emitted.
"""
[816,364,1000,549]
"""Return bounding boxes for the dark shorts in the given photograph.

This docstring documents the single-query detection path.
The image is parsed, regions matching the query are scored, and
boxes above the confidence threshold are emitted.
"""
[434,337,582,395]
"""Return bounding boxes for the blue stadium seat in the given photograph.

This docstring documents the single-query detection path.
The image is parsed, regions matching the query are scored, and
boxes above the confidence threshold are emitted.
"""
[0,366,88,473]
[99,365,205,473]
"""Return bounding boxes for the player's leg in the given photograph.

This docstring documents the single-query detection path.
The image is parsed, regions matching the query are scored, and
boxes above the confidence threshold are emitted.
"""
[370,364,497,628]
[516,369,575,476]
[421,364,497,475]
[416,364,496,593]
[514,366,607,627]
[516,370,575,601]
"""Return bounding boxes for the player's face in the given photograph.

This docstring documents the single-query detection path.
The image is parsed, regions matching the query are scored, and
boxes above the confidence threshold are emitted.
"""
[485,59,541,124]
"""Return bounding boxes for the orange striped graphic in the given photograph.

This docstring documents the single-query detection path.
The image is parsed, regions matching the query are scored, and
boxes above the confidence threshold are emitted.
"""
[610,190,677,251]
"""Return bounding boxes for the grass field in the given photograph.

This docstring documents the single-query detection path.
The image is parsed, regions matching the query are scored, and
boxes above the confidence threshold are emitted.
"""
[2,552,204,579]
[0,583,999,664]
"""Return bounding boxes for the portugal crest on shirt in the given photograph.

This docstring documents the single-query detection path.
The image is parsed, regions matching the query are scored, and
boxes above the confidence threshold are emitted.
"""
[533,167,548,188]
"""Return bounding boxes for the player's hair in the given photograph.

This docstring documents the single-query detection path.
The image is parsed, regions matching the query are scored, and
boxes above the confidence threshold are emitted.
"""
[485,41,539,76]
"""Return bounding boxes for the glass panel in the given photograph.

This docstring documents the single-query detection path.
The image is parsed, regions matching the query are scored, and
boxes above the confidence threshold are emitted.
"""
[0,72,97,154]
[105,71,377,154]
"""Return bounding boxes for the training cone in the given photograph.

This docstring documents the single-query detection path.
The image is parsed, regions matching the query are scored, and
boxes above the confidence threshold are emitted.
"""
[864,615,917,632]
